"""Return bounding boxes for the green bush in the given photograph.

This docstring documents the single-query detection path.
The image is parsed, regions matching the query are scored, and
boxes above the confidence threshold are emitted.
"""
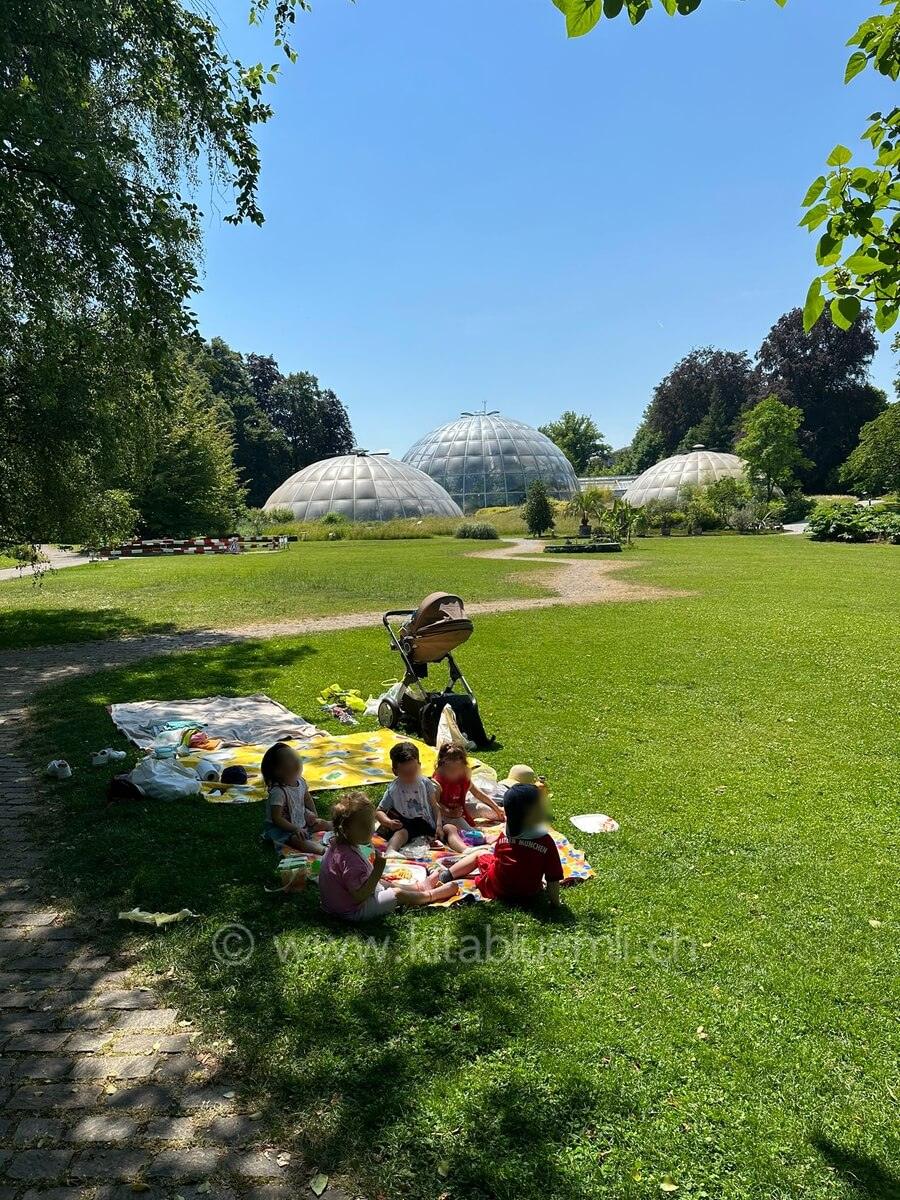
[807,501,900,543]
[321,510,348,526]
[455,521,499,540]
[781,491,814,523]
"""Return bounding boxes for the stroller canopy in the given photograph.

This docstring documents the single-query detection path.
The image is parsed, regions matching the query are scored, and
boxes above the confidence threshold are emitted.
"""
[400,592,474,664]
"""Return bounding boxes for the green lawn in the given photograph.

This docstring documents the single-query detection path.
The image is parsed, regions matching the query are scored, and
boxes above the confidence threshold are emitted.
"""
[0,538,550,650]
[25,536,900,1200]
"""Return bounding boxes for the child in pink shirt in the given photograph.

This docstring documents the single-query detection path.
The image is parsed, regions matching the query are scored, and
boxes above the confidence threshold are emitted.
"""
[319,793,458,921]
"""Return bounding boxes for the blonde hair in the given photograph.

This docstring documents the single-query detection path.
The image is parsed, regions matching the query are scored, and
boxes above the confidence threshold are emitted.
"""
[331,791,374,844]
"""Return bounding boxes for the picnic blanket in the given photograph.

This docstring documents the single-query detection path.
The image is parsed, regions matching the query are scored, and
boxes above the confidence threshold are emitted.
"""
[178,729,464,802]
[109,695,319,750]
[275,826,594,906]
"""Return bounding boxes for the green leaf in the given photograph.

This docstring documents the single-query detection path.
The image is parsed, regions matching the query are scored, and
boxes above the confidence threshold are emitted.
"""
[830,295,860,329]
[845,51,868,83]
[800,203,830,231]
[845,253,888,274]
[803,279,825,331]
[801,176,827,207]
[566,0,603,36]
[875,303,898,332]
[660,0,678,11]
[603,0,625,15]
[827,144,853,167]
[677,0,701,12]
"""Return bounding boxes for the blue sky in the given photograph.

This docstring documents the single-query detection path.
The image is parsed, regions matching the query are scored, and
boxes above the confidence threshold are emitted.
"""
[194,0,895,454]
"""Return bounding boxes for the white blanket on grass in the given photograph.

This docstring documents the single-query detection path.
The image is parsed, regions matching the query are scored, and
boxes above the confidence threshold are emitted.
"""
[108,694,319,750]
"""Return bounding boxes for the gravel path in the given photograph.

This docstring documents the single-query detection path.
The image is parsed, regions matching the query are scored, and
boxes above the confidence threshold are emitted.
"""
[0,539,681,1199]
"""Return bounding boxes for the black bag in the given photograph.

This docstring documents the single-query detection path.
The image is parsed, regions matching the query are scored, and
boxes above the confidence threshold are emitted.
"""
[421,692,493,750]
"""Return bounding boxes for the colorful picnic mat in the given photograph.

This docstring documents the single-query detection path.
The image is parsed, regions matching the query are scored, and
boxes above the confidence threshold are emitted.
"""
[179,728,467,802]
[276,826,594,906]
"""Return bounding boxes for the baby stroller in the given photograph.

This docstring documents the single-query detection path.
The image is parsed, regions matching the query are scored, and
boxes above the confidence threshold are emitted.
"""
[379,593,493,749]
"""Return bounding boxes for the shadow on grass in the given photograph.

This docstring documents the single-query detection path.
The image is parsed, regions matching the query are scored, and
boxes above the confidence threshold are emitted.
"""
[813,1136,900,1200]
[0,606,180,652]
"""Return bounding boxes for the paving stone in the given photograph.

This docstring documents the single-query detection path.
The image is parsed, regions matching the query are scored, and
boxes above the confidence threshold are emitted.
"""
[179,1087,238,1112]
[204,1113,261,1142]
[6,1031,70,1051]
[228,1150,288,1179]
[0,899,38,912]
[20,1191,92,1200]
[2,912,60,927]
[68,1114,138,1143]
[7,1084,99,1110]
[113,1032,193,1054]
[0,1012,58,1033]
[6,1147,74,1180]
[71,1055,157,1081]
[153,1054,202,1082]
[69,1147,152,1180]
[148,1146,223,1179]
[108,1008,178,1032]
[0,990,44,1008]
[14,1116,67,1143]
[57,1011,109,1031]
[88,990,155,1010]
[103,1083,173,1111]
[13,1057,73,1081]
[142,1116,196,1142]
[65,1031,113,1053]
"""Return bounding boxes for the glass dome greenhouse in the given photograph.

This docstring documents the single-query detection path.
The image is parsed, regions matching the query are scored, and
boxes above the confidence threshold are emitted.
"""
[402,412,579,511]
[623,446,748,507]
[263,451,463,522]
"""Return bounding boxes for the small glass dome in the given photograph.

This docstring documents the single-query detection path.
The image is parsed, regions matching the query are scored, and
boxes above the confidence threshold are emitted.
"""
[263,451,463,522]
[402,412,579,511]
[623,445,747,507]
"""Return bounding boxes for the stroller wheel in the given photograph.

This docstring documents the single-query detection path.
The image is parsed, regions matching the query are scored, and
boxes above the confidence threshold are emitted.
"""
[377,698,400,730]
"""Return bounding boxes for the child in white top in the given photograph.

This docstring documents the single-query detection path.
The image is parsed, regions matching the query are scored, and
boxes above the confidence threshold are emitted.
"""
[261,741,331,854]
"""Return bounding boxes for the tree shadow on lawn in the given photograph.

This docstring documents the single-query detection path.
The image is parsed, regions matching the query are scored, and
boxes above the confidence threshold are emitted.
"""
[0,606,181,652]
[813,1136,900,1200]
[180,899,630,1200]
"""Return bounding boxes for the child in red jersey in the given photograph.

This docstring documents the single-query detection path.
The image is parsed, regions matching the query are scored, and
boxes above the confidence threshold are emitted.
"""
[432,743,505,853]
[434,782,563,905]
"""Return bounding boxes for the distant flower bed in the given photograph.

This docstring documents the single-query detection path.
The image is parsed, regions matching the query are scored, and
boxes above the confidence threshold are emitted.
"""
[807,501,900,544]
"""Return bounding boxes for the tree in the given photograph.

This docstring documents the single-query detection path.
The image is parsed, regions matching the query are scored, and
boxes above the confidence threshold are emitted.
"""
[539,412,612,474]
[754,308,886,490]
[639,348,754,458]
[840,404,900,497]
[197,339,289,507]
[548,0,900,335]
[264,372,354,472]
[705,476,753,525]
[138,359,245,537]
[523,480,554,537]
[736,397,811,502]
[613,426,665,475]
[0,0,297,547]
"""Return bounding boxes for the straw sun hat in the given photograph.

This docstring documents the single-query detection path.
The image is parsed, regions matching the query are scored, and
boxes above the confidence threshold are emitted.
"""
[499,764,549,794]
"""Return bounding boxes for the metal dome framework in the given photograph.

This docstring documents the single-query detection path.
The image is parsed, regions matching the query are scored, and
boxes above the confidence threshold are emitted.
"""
[263,451,463,522]
[623,446,748,508]
[402,412,579,512]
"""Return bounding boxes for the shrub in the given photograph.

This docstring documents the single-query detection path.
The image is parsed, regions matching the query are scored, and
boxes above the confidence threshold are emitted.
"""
[523,480,554,536]
[807,501,900,543]
[781,491,813,523]
[321,511,348,526]
[455,521,499,540]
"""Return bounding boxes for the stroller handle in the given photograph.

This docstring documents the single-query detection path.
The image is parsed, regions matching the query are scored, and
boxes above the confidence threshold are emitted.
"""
[383,609,416,629]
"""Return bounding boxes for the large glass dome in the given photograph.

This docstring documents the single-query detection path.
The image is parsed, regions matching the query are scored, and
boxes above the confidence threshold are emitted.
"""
[263,451,462,522]
[402,412,579,511]
[623,445,747,507]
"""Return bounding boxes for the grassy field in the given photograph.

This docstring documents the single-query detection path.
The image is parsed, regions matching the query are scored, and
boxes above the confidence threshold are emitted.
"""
[24,535,900,1200]
[0,537,550,650]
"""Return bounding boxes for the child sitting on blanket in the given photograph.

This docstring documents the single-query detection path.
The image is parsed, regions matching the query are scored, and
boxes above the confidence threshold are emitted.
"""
[320,793,458,920]
[432,743,505,853]
[261,741,332,855]
[432,783,563,906]
[375,742,444,852]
